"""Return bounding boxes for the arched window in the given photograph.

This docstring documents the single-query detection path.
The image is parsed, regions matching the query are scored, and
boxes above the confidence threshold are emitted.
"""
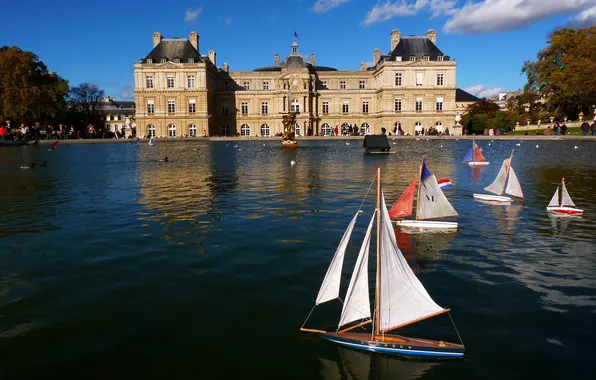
[415,122,423,135]
[221,124,230,137]
[321,123,332,136]
[189,124,197,137]
[294,123,301,137]
[240,124,251,137]
[260,124,270,137]
[291,99,300,112]
[341,122,350,136]
[147,124,156,138]
[435,121,443,132]
[361,123,370,135]
[168,124,176,137]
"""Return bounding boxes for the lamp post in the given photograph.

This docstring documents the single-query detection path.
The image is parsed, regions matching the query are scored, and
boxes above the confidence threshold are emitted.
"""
[579,112,584,123]
[527,119,530,126]
[550,116,554,125]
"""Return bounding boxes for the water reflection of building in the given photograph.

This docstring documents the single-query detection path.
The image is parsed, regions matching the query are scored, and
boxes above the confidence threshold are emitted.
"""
[318,346,438,380]
[134,29,468,138]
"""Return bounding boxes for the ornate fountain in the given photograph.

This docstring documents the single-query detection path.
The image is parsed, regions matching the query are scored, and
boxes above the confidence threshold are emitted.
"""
[281,112,298,148]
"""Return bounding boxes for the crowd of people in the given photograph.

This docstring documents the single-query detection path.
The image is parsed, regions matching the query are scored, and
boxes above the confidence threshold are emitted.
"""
[0,120,137,142]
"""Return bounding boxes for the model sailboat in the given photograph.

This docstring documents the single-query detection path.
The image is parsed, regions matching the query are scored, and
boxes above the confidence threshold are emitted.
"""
[389,159,458,230]
[300,168,465,358]
[473,150,523,202]
[547,178,583,215]
[462,140,489,165]
[148,137,156,146]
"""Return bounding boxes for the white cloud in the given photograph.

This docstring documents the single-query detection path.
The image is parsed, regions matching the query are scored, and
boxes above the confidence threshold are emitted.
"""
[119,84,134,100]
[568,4,596,27]
[465,84,506,99]
[311,0,349,13]
[443,0,595,34]
[184,7,203,23]
[362,0,456,26]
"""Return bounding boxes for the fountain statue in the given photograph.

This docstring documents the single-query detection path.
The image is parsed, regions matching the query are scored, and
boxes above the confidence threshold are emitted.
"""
[281,113,298,147]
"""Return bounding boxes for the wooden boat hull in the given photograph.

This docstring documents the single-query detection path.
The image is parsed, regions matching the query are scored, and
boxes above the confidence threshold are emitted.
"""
[395,220,458,230]
[547,206,583,215]
[321,332,464,358]
[473,193,513,203]
[466,161,489,166]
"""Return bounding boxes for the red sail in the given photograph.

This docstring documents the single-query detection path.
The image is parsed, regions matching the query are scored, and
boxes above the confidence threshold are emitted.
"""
[388,179,417,218]
[473,146,486,162]
[51,141,60,149]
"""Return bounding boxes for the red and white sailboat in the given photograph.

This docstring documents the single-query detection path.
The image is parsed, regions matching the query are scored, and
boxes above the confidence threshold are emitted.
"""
[547,178,583,215]
[390,159,458,230]
[462,140,489,166]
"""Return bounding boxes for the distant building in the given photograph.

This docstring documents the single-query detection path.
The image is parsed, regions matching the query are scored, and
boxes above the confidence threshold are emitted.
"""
[102,97,136,133]
[134,29,474,137]
[455,88,480,113]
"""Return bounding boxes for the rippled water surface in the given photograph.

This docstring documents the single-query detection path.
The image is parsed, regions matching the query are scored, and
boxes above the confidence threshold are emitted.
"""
[1,139,595,379]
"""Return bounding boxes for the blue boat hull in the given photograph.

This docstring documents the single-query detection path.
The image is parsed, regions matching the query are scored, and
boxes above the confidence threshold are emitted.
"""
[321,332,464,358]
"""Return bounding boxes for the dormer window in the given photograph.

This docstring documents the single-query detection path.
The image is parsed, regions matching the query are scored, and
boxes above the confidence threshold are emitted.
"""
[423,56,430,61]
[409,56,416,61]
[437,56,444,61]
[395,56,402,61]
[188,57,195,63]
[174,57,180,63]
[146,58,153,64]
[160,58,167,63]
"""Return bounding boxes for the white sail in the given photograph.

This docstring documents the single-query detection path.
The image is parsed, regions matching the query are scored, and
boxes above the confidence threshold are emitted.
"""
[316,212,359,305]
[485,159,510,195]
[417,174,458,220]
[379,191,445,333]
[504,167,524,198]
[548,186,559,207]
[561,180,576,207]
[338,212,375,328]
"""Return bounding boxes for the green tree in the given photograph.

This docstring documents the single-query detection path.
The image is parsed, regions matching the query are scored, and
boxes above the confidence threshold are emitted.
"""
[492,111,516,131]
[522,26,596,119]
[0,46,69,124]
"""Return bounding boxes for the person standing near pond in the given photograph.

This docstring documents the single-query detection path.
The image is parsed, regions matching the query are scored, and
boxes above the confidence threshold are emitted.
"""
[560,122,568,135]
[591,120,596,136]
[581,120,590,136]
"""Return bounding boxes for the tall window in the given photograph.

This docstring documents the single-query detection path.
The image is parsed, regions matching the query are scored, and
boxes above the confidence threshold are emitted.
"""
[224,81,230,91]
[189,124,197,137]
[395,73,402,86]
[174,57,180,63]
[321,81,328,89]
[243,81,250,90]
[362,101,369,114]
[409,56,416,61]
[416,98,423,112]
[359,80,366,89]
[241,102,248,115]
[423,56,430,61]
[168,100,175,114]
[168,124,176,137]
[221,125,230,137]
[263,81,269,90]
[322,123,332,136]
[261,102,268,115]
[146,76,153,88]
[342,101,349,114]
[160,58,167,63]
[188,99,196,113]
[188,75,195,88]
[146,58,153,64]
[395,98,402,112]
[167,76,174,88]
[147,100,155,115]
[291,99,300,112]
[340,80,346,89]
[188,57,195,63]
[147,124,155,137]
[416,73,423,87]
[322,101,329,114]
[437,73,444,86]
[240,124,250,136]
[294,123,301,137]
[222,104,229,116]
[260,124,270,137]
[436,97,443,111]
[437,56,444,61]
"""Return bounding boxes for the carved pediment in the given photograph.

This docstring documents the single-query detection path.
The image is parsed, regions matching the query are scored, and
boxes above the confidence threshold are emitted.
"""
[407,59,430,67]
[158,62,181,69]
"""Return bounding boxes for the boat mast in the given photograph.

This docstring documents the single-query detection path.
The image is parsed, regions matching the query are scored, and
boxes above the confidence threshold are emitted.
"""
[415,159,423,220]
[375,167,381,335]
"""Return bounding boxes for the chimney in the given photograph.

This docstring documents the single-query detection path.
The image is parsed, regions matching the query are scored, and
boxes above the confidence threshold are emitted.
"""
[222,63,229,72]
[360,62,367,72]
[208,49,216,67]
[189,31,199,51]
[153,32,163,48]
[274,54,280,66]
[390,29,400,51]
[426,29,437,45]
[309,53,315,66]
[373,48,381,65]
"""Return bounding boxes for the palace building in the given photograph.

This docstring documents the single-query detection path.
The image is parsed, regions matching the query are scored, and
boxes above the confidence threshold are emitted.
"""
[134,29,472,137]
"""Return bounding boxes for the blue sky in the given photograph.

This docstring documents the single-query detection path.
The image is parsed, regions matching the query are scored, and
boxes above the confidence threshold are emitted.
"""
[1,0,594,100]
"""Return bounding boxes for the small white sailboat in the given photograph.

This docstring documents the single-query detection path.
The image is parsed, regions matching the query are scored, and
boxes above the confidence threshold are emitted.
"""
[547,178,583,215]
[462,140,489,166]
[390,159,458,230]
[300,168,465,358]
[473,150,523,203]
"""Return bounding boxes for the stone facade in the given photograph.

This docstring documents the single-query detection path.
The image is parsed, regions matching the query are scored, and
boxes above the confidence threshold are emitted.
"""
[134,29,460,137]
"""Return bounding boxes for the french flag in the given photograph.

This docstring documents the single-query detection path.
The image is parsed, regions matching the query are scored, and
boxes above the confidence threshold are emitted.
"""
[294,31,299,38]
[438,178,453,189]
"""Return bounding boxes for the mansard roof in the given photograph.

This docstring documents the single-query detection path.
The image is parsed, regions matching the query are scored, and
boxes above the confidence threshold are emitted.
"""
[456,88,480,102]
[253,40,337,72]
[253,63,337,72]
[379,36,450,64]
[141,39,204,63]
